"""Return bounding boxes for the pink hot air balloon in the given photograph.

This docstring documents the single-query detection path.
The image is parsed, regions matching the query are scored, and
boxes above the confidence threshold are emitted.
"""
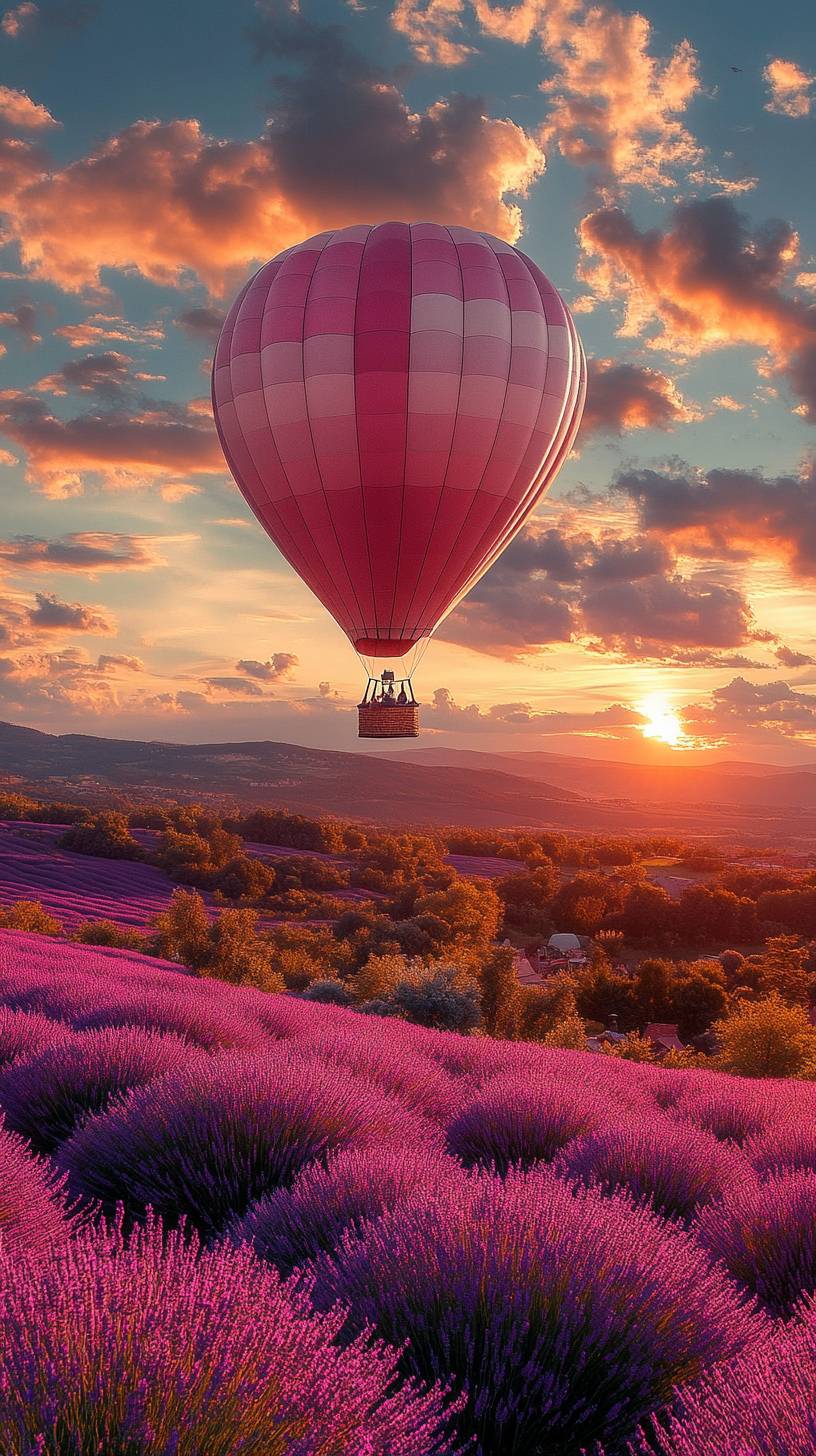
[212,222,585,738]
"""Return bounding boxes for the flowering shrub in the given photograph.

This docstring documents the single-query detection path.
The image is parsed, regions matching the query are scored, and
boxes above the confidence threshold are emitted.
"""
[558,1120,749,1222]
[0,1213,461,1456]
[669,1077,774,1144]
[0,1025,195,1152]
[0,922,811,1454]
[624,1310,816,1456]
[745,1120,816,1177]
[0,1125,75,1259]
[0,1005,71,1067]
[60,1049,438,1236]
[314,1167,765,1455]
[446,1075,609,1172]
[231,1144,450,1276]
[696,1170,816,1318]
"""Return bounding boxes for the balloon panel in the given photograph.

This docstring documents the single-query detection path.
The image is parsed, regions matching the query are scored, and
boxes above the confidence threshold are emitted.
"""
[212,222,585,657]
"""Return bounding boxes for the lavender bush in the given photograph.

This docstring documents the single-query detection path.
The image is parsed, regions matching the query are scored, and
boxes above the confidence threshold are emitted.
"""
[0,1005,71,1068]
[558,1119,749,1222]
[0,1024,195,1152]
[314,1166,766,1455]
[231,1144,451,1276]
[0,1124,75,1259]
[59,1048,438,1236]
[0,1212,462,1455]
[696,1170,816,1317]
[446,1074,609,1172]
[624,1310,816,1456]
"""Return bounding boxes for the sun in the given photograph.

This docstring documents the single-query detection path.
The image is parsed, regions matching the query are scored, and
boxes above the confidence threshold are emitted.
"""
[638,692,687,749]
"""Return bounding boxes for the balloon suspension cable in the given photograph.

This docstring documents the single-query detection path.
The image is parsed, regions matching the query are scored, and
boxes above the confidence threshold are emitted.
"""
[355,634,432,699]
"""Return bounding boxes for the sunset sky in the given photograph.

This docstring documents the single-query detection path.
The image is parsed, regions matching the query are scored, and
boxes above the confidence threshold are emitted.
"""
[0,0,814,760]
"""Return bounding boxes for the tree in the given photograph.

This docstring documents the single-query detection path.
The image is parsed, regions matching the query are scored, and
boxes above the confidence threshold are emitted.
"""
[0,900,62,935]
[543,1015,587,1050]
[413,879,502,958]
[574,962,638,1030]
[600,1032,655,1063]
[495,863,559,936]
[479,945,521,1039]
[72,920,150,951]
[518,974,579,1041]
[350,953,408,1004]
[752,935,814,1005]
[59,812,142,861]
[618,883,675,944]
[671,960,729,1039]
[391,968,481,1033]
[632,958,674,1025]
[152,889,212,969]
[715,994,816,1078]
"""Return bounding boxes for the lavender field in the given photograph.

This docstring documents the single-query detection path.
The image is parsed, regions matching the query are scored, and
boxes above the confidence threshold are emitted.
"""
[0,925,814,1454]
[0,821,192,930]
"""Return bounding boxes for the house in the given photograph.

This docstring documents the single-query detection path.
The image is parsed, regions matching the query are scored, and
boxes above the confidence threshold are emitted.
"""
[643,1022,685,1056]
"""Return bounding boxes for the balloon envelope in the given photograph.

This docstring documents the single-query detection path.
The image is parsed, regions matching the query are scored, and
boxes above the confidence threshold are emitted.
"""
[212,222,585,658]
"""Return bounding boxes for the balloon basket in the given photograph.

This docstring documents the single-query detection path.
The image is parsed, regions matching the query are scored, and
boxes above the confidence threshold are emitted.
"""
[358,702,419,738]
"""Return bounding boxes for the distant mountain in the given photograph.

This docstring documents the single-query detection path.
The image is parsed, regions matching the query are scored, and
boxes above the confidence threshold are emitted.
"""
[2,720,816,844]
[389,745,816,812]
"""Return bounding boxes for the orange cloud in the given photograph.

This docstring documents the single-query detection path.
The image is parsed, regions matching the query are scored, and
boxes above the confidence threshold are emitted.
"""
[583,359,701,435]
[1,3,38,37]
[0,85,57,132]
[764,58,814,119]
[53,315,164,350]
[578,197,816,417]
[0,390,223,496]
[3,11,543,296]
[391,0,474,64]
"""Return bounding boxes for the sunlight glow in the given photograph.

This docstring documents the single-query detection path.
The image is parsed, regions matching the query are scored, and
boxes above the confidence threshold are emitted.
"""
[638,692,688,749]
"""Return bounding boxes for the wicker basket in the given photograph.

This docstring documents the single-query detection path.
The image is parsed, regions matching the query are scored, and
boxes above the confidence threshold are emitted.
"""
[358,702,420,739]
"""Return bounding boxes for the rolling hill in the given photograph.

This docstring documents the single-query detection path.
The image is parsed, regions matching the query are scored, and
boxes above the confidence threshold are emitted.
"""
[2,719,816,843]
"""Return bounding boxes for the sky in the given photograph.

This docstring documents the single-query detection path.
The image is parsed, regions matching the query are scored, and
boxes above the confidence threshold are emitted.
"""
[0,0,814,762]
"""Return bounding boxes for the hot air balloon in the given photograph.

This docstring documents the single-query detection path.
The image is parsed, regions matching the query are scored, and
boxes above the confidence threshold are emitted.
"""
[212,222,586,738]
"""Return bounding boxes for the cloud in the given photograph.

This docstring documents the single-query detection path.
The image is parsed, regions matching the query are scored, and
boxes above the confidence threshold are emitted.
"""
[583,358,701,435]
[613,459,816,577]
[2,8,542,294]
[205,676,267,697]
[537,4,706,192]
[764,59,814,118]
[424,684,647,735]
[236,653,298,682]
[27,591,114,633]
[0,302,40,344]
[775,645,815,668]
[35,351,133,398]
[682,677,816,746]
[0,531,173,572]
[97,653,144,672]
[439,519,776,664]
[391,0,475,64]
[1,3,38,37]
[0,85,57,132]
[0,389,223,496]
[174,306,226,342]
[578,196,816,418]
[53,315,164,350]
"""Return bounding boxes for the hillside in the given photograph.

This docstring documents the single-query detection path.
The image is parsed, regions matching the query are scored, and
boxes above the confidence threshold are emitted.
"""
[0,927,809,1455]
[4,719,816,842]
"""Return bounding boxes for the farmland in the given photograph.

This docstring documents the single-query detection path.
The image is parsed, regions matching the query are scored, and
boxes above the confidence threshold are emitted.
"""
[0,926,814,1453]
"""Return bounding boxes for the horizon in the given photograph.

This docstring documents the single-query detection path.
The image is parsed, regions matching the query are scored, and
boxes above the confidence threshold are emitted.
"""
[0,0,814,763]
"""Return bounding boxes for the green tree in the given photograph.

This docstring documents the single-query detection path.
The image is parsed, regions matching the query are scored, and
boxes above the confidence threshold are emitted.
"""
[715,994,816,1078]
[0,899,62,935]
[479,945,521,1039]
[59,812,142,861]
[671,959,729,1039]
[543,1015,587,1050]
[632,957,674,1025]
